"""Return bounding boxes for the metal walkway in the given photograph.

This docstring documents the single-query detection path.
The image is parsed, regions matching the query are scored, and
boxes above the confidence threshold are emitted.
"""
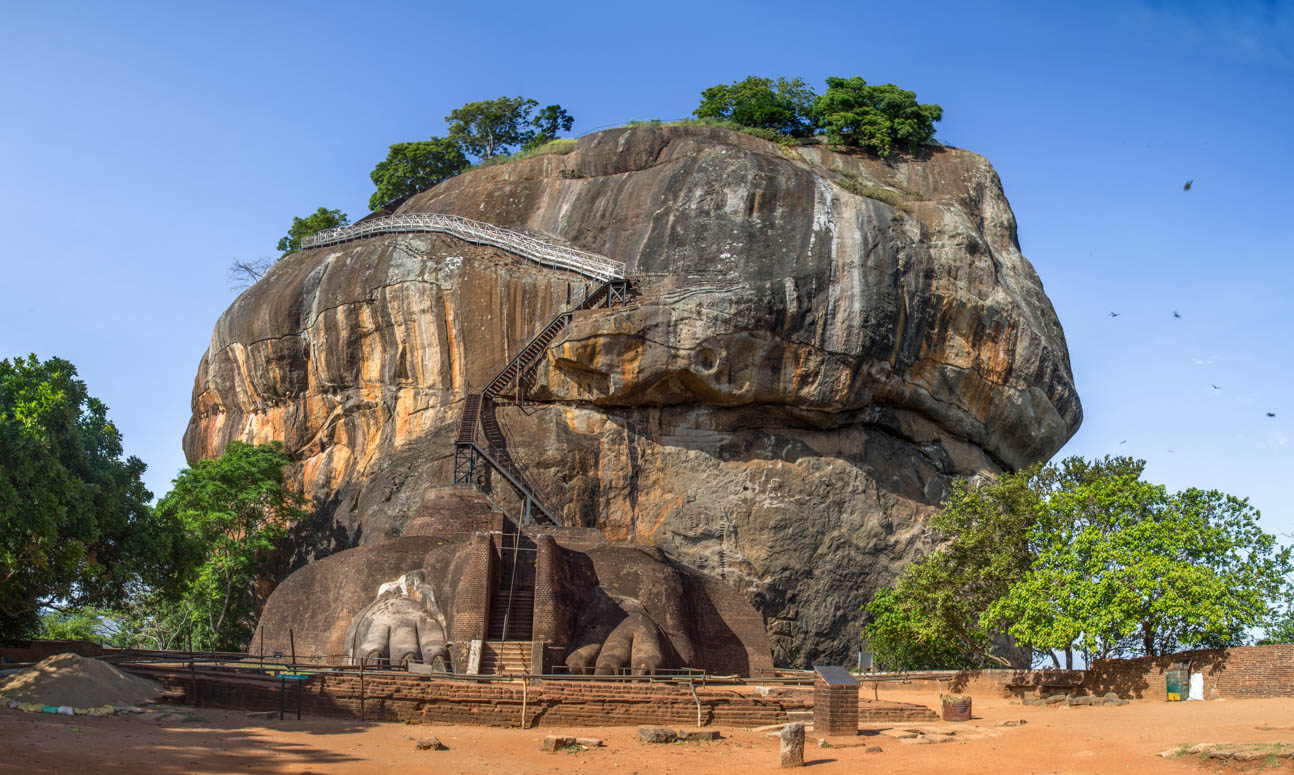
[300,212,626,282]
[453,279,629,526]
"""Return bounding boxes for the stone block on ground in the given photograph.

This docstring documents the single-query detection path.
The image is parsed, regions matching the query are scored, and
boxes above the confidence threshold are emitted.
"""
[543,735,576,752]
[638,726,677,744]
[1044,694,1068,705]
[779,722,805,767]
[866,745,883,753]
[414,736,446,751]
[1067,695,1094,706]
[678,729,721,741]
[574,737,604,747]
[1022,697,1045,707]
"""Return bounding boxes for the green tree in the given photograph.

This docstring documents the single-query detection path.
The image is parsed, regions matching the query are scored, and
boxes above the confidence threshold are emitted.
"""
[522,104,575,151]
[156,441,307,651]
[276,207,348,257]
[865,455,1293,669]
[861,465,1046,668]
[368,137,469,210]
[0,355,179,637]
[694,76,818,137]
[987,476,1292,661]
[811,76,942,157]
[446,96,540,159]
[1260,608,1294,645]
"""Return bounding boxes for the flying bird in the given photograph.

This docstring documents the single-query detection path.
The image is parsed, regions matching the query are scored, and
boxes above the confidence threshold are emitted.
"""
[1119,440,1127,445]
[1184,180,1193,191]
[1109,312,1120,318]
[1173,310,1182,318]
[1268,412,1277,418]
[1212,384,1221,390]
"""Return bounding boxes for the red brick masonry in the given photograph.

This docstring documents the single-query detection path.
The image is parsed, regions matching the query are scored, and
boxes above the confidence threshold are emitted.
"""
[121,665,935,727]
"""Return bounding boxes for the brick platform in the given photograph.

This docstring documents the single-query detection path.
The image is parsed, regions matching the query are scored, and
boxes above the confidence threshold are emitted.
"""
[121,665,821,728]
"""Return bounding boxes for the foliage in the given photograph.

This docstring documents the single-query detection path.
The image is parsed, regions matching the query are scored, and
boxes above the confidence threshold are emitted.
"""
[654,117,800,148]
[810,76,942,157]
[155,441,307,651]
[367,137,469,211]
[832,171,913,212]
[862,465,1046,668]
[865,456,1293,669]
[276,207,348,257]
[694,76,817,137]
[987,464,1293,659]
[864,588,982,670]
[38,606,113,642]
[523,104,575,151]
[446,96,541,160]
[1260,608,1294,645]
[0,355,179,638]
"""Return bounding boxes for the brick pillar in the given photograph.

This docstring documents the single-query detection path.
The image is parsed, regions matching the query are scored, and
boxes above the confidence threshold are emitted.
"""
[813,675,859,735]
[450,532,495,671]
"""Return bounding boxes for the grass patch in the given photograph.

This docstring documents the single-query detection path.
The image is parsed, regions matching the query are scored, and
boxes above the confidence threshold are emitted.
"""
[832,170,913,213]
[464,138,578,172]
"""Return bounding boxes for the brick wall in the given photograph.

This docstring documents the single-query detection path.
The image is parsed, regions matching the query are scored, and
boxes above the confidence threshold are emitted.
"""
[448,532,494,669]
[121,665,817,728]
[1085,644,1294,700]
[863,644,1294,701]
[0,640,102,663]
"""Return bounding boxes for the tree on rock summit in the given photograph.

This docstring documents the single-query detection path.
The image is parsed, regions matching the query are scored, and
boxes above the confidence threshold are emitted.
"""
[447,96,574,160]
[694,76,818,137]
[368,138,469,211]
[276,206,348,257]
[811,76,942,157]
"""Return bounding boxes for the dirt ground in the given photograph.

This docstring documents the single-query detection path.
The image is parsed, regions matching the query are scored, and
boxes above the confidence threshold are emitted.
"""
[4,685,1293,774]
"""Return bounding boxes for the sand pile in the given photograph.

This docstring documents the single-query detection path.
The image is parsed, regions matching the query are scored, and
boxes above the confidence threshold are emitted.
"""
[0,653,162,708]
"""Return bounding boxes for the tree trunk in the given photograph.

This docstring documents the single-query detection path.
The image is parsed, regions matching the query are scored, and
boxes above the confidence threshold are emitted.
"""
[1142,622,1155,656]
[1065,647,1073,670]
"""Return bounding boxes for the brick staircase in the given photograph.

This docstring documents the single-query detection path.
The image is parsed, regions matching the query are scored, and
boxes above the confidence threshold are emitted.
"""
[478,641,534,675]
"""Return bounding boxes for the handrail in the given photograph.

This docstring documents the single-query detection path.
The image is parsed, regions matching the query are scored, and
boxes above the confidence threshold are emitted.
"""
[300,212,626,282]
[462,442,558,524]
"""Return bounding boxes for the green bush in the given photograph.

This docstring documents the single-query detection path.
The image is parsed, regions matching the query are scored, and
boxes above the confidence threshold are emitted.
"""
[694,76,817,137]
[832,171,913,212]
[811,76,942,157]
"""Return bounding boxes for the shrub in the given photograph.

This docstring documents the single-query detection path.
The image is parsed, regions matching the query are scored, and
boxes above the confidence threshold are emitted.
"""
[811,76,942,157]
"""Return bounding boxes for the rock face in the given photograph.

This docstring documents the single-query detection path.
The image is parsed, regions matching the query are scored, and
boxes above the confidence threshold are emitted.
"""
[185,125,1081,665]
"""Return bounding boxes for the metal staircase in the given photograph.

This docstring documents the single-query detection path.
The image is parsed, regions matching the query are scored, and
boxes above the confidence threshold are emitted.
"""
[453,278,629,526]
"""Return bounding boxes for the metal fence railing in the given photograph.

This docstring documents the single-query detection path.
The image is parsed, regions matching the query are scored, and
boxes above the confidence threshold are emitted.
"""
[300,213,626,282]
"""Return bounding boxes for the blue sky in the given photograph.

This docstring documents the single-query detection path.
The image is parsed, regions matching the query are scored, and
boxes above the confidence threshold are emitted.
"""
[1,1,1291,539]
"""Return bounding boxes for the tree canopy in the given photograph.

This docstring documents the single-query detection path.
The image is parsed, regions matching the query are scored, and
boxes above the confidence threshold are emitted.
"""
[694,76,818,137]
[0,355,180,637]
[864,456,1293,670]
[276,207,348,257]
[446,96,541,160]
[368,137,469,211]
[155,440,307,650]
[525,104,575,150]
[811,76,942,157]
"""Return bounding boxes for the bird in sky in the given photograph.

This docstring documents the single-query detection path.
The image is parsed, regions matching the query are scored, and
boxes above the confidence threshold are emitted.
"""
[1119,440,1127,445]
[1173,310,1182,318]
[1109,311,1120,318]
[1212,384,1221,390]
[1184,180,1193,191]
[1268,412,1277,418]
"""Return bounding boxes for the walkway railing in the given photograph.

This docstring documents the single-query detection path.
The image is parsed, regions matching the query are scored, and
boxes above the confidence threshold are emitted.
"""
[300,213,626,282]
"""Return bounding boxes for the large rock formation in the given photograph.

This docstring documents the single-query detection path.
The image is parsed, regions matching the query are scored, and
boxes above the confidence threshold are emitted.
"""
[186,125,1081,665]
